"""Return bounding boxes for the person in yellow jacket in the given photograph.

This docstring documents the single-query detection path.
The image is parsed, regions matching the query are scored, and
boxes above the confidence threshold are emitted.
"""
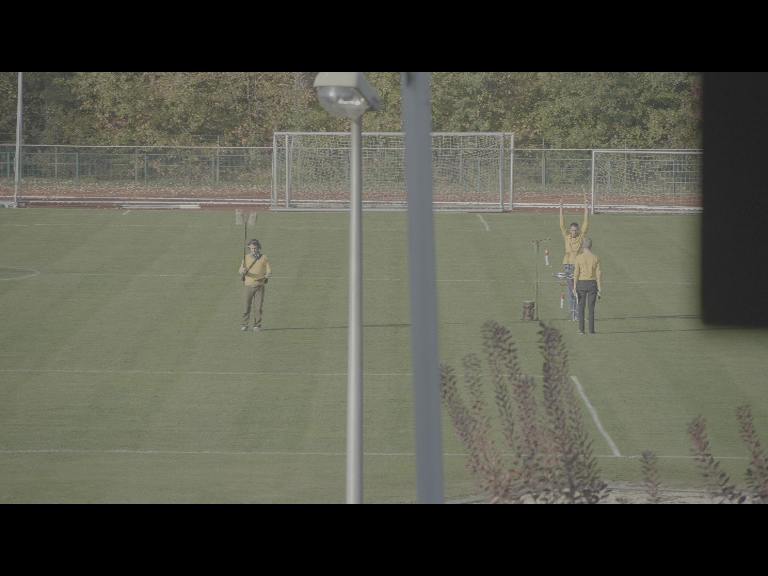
[572,237,602,334]
[239,239,272,332]
[559,195,590,320]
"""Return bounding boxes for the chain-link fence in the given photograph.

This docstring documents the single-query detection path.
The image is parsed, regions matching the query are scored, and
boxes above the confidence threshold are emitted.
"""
[0,145,273,204]
[0,141,702,212]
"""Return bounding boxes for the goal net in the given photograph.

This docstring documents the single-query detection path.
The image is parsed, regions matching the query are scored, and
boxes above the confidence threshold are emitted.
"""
[272,132,506,210]
[591,150,702,212]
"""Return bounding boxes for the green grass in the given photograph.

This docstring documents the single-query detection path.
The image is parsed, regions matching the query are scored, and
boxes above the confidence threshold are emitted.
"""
[0,207,766,503]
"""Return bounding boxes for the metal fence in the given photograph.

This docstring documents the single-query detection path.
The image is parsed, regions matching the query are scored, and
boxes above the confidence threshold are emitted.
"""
[0,141,703,212]
[0,145,273,205]
[511,148,702,212]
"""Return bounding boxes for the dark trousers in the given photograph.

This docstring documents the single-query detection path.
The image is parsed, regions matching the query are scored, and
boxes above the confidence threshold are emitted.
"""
[242,284,265,328]
[565,264,576,318]
[576,280,598,333]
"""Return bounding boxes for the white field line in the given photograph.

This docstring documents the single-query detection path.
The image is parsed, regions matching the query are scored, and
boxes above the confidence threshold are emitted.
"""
[122,210,131,216]
[0,223,489,232]
[477,214,490,231]
[0,268,41,280]
[0,448,749,461]
[571,376,621,457]
[0,268,699,285]
[0,369,413,377]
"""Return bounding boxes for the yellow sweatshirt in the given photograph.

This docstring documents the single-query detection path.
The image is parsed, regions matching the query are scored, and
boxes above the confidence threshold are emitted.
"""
[240,253,272,286]
[560,209,589,264]
[573,252,601,291]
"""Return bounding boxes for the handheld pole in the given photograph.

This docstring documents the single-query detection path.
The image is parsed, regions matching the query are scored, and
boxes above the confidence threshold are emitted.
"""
[534,242,539,320]
[531,238,550,321]
[241,218,248,283]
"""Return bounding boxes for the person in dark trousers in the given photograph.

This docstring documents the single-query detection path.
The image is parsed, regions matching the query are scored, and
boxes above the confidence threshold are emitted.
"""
[572,237,602,334]
[239,239,272,331]
[559,195,590,320]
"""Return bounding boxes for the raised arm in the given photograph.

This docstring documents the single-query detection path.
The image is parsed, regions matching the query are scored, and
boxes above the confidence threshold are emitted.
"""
[559,197,567,236]
[581,194,590,235]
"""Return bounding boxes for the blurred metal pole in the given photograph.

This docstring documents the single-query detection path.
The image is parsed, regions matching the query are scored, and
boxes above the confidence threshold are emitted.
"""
[401,72,444,504]
[14,72,23,204]
[346,114,364,504]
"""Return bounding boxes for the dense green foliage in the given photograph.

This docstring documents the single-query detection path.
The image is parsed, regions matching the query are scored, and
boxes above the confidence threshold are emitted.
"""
[0,72,701,149]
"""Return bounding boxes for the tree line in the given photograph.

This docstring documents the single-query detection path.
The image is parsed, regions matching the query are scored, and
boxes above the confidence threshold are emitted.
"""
[0,72,702,149]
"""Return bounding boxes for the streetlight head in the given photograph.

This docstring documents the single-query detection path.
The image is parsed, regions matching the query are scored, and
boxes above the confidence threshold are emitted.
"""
[314,72,380,118]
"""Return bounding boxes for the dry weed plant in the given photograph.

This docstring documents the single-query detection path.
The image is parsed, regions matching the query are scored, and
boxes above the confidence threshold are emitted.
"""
[735,404,768,503]
[640,451,662,504]
[684,414,746,503]
[440,321,609,504]
[639,406,768,504]
[442,321,768,504]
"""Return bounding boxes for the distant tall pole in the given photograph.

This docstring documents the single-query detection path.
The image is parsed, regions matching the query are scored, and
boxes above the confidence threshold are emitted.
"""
[401,72,444,504]
[14,72,23,204]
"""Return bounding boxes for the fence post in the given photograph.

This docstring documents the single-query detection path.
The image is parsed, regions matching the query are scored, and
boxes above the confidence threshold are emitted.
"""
[509,132,515,210]
[672,157,677,196]
[590,150,595,214]
[144,154,148,187]
[75,152,79,187]
[285,134,291,208]
[499,133,504,210]
[271,133,277,207]
[285,134,293,208]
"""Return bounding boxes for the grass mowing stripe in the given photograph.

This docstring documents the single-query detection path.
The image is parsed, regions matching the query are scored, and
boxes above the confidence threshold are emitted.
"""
[0,449,749,461]
[1,209,765,502]
[2,270,700,285]
[0,369,414,376]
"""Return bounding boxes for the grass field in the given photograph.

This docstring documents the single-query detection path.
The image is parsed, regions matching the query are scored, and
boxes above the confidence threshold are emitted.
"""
[1,207,766,503]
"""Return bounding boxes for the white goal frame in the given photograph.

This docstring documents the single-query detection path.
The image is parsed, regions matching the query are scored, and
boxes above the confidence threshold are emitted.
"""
[271,132,508,211]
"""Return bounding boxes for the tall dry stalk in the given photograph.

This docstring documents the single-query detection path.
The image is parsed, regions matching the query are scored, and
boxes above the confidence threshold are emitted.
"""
[440,321,609,504]
[640,451,662,504]
[687,414,747,504]
[735,404,768,503]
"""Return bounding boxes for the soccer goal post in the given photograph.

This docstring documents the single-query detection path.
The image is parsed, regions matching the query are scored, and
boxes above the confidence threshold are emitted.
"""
[271,132,508,211]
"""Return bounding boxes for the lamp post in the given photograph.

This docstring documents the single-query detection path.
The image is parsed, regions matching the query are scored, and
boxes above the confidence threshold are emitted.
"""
[314,72,380,504]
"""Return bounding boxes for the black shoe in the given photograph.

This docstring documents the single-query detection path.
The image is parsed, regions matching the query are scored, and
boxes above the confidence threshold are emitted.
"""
[589,331,596,334]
